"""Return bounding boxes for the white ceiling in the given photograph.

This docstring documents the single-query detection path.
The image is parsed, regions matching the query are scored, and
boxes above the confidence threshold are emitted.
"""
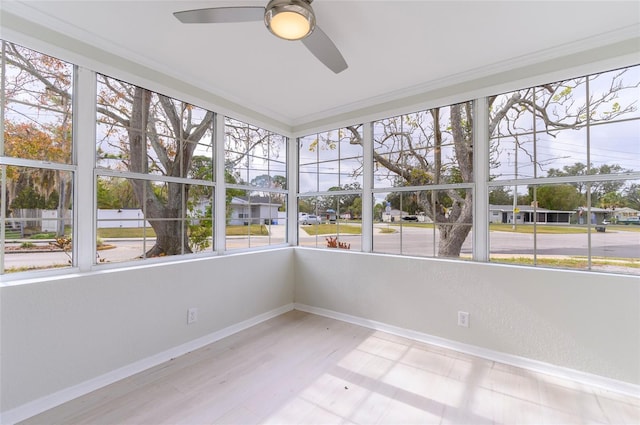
[2,1,639,131]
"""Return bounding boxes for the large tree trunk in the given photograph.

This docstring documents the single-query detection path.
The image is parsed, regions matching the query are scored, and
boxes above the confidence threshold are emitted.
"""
[127,87,192,257]
[145,215,190,257]
[437,195,473,257]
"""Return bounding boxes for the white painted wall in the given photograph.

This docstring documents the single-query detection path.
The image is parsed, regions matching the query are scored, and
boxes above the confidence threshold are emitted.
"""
[294,248,640,386]
[2,247,639,420]
[1,249,295,413]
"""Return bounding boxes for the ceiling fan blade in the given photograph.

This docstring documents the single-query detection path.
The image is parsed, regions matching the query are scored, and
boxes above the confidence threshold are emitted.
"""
[302,26,348,74]
[174,7,265,24]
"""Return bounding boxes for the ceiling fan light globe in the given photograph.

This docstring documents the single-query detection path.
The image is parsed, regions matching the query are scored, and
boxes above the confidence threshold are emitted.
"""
[269,11,310,40]
[265,0,316,41]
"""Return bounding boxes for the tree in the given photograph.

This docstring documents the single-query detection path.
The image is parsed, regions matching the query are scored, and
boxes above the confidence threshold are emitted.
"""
[534,185,583,211]
[341,69,637,257]
[97,177,139,209]
[385,191,421,215]
[349,104,474,257]
[317,183,362,217]
[598,191,625,210]
[489,187,513,205]
[250,173,287,210]
[3,121,66,211]
[96,80,215,256]
[5,41,261,256]
[623,184,640,210]
[350,197,362,219]
[547,162,628,205]
[3,43,73,235]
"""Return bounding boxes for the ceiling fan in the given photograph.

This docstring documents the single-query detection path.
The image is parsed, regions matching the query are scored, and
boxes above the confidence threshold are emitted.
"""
[174,0,348,74]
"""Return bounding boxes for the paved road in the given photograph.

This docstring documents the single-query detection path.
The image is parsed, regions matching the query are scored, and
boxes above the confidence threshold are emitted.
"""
[4,225,638,271]
[300,224,640,259]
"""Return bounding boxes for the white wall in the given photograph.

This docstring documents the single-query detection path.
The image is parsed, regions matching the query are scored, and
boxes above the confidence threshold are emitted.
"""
[294,248,640,386]
[3,247,639,420]
[1,248,295,413]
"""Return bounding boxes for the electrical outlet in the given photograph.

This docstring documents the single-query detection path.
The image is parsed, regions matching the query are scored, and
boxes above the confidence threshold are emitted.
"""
[187,307,198,324]
[458,311,469,328]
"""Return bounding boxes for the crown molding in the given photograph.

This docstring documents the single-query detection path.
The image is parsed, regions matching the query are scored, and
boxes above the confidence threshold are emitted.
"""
[291,24,640,134]
[0,1,295,134]
[2,1,638,135]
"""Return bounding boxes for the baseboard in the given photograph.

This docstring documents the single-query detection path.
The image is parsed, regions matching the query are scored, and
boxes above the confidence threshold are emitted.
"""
[1,303,295,425]
[294,303,640,398]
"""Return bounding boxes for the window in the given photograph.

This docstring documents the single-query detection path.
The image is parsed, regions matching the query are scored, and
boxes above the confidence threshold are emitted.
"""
[1,41,75,275]
[96,75,215,263]
[225,118,287,250]
[488,65,640,273]
[372,103,474,258]
[298,126,363,250]
[2,37,638,278]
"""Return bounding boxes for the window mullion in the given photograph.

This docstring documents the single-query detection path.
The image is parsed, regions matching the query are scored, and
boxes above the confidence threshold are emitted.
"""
[214,113,226,253]
[75,66,96,271]
[361,122,374,253]
[474,97,489,262]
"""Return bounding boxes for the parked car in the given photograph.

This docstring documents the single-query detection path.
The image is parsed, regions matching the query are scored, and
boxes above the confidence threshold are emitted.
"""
[301,214,322,225]
[401,215,418,221]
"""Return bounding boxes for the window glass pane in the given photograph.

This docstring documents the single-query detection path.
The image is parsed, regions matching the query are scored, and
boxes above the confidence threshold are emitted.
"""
[97,75,214,178]
[537,128,588,178]
[375,103,473,188]
[96,177,212,263]
[490,67,639,182]
[489,185,536,265]
[593,179,640,274]
[590,120,640,173]
[2,42,73,164]
[226,189,285,250]
[298,163,318,193]
[589,65,640,121]
[489,182,639,275]
[298,126,363,194]
[534,78,587,131]
[225,118,286,189]
[95,75,216,261]
[488,64,639,275]
[224,117,287,250]
[371,102,473,259]
[318,160,340,192]
[3,166,74,273]
[1,42,75,276]
[435,224,472,259]
[298,195,361,250]
[187,185,214,254]
[374,190,436,257]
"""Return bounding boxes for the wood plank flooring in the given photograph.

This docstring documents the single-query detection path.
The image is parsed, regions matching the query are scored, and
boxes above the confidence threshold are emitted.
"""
[20,310,640,424]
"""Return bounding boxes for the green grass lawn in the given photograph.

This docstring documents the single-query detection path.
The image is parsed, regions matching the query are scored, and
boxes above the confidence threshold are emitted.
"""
[300,223,362,235]
[385,222,435,229]
[490,223,591,234]
[492,256,640,269]
[97,228,157,238]
[386,222,587,234]
[602,224,640,232]
[489,223,640,234]
[97,224,268,238]
[14,222,640,241]
[226,224,269,236]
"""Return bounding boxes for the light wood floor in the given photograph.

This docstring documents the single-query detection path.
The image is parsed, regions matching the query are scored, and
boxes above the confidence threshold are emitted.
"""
[21,310,640,424]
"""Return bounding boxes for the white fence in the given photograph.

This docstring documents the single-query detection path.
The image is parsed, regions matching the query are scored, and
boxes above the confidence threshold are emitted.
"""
[97,209,150,228]
[12,209,72,232]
